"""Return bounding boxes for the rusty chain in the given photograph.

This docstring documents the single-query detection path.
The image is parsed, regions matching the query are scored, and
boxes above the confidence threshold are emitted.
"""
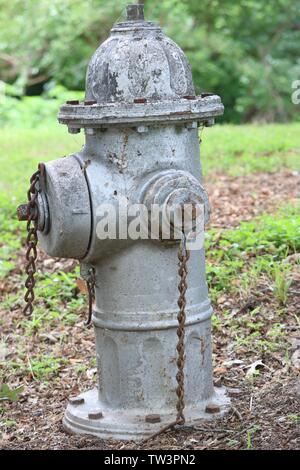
[22,167,95,325]
[23,169,40,316]
[175,233,189,425]
[85,267,96,326]
[142,233,190,443]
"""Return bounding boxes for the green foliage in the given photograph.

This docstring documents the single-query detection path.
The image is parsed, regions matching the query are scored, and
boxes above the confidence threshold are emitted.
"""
[0,0,299,122]
[7,355,68,380]
[206,204,300,295]
[28,355,68,380]
[247,425,260,449]
[0,82,84,127]
[272,264,292,305]
[210,206,300,257]
[0,384,23,402]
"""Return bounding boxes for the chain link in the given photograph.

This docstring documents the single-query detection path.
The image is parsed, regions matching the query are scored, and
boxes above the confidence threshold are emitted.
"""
[23,170,40,316]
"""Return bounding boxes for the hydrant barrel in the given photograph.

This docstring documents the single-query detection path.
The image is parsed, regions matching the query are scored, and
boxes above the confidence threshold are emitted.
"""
[27,3,230,440]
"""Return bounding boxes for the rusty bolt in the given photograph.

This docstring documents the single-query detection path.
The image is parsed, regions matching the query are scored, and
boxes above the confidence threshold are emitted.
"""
[201,92,213,98]
[134,98,147,104]
[183,95,196,100]
[145,413,161,423]
[17,204,29,221]
[66,100,80,105]
[88,410,103,420]
[69,396,85,406]
[205,403,220,414]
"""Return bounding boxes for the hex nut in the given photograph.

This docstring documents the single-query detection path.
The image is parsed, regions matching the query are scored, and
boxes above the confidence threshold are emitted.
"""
[88,410,103,420]
[66,100,80,105]
[145,414,161,423]
[134,98,147,104]
[69,396,85,406]
[85,128,96,136]
[68,127,81,134]
[205,403,221,414]
[204,118,215,127]
[183,95,196,100]
[185,121,198,130]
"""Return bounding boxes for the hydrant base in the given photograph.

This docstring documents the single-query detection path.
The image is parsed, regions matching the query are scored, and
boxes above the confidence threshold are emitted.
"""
[63,387,230,441]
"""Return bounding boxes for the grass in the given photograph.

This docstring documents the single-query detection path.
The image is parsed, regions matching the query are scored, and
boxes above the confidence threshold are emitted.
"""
[201,123,300,176]
[206,204,300,297]
[0,124,83,210]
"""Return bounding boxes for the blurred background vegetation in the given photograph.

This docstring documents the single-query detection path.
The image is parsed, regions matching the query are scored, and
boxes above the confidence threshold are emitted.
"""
[0,0,299,126]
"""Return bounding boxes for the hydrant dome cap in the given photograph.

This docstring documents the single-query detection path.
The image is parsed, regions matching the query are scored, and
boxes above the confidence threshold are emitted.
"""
[85,8,195,104]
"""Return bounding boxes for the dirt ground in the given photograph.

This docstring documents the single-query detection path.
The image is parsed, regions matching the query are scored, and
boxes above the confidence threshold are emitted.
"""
[0,170,299,450]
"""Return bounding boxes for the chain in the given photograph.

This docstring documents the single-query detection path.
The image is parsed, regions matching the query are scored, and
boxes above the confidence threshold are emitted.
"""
[85,267,96,326]
[175,233,190,425]
[142,233,190,444]
[23,169,40,316]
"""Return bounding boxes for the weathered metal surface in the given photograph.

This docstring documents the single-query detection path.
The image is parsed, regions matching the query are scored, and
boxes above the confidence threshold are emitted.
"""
[126,4,144,21]
[69,396,85,406]
[141,169,211,226]
[27,4,230,439]
[58,95,224,128]
[17,203,29,221]
[37,156,91,259]
[85,16,194,105]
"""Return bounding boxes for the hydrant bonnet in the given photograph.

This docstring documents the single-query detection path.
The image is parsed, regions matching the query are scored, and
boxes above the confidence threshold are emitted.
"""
[85,7,195,104]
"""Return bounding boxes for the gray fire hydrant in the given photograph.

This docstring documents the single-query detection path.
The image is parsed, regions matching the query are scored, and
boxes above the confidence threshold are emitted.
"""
[18,4,229,440]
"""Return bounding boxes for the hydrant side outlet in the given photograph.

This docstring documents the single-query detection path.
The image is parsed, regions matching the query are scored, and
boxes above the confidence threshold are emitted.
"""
[24,4,230,440]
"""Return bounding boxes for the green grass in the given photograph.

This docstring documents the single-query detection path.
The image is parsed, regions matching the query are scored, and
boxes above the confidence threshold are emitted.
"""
[206,203,300,353]
[5,354,68,381]
[206,204,300,296]
[201,123,300,176]
[0,124,83,278]
[0,124,83,210]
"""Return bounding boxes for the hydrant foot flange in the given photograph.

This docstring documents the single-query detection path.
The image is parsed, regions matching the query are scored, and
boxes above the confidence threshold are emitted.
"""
[63,387,230,441]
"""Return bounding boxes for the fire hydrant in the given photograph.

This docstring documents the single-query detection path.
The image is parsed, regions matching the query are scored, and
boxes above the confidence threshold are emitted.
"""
[18,4,229,440]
